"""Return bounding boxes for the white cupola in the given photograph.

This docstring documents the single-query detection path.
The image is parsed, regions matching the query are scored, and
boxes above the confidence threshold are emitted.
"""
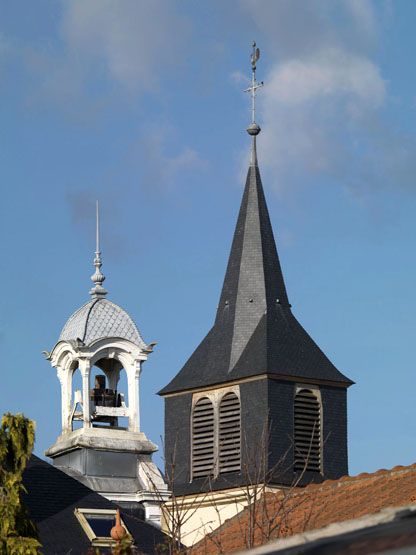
[44,203,168,527]
[48,296,152,437]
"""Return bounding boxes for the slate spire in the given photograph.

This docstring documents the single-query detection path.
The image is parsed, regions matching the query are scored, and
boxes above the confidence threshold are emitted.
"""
[215,149,290,371]
[159,44,352,396]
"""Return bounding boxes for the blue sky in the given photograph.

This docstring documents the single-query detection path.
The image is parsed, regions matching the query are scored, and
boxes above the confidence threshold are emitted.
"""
[1,0,415,476]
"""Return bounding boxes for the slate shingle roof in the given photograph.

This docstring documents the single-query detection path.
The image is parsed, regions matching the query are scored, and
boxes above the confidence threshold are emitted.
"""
[23,455,166,554]
[160,161,352,395]
[59,298,145,348]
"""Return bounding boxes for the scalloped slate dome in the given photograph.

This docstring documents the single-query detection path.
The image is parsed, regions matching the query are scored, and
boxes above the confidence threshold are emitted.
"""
[59,298,145,347]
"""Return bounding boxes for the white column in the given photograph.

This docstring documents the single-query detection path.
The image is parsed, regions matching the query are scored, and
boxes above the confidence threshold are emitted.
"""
[127,361,141,432]
[57,366,72,434]
[79,359,91,428]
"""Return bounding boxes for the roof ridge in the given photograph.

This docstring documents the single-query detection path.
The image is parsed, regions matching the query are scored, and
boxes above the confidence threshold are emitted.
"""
[82,297,100,342]
[279,462,416,499]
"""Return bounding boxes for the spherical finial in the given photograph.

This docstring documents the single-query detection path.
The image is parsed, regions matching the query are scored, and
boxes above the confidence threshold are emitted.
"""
[247,122,261,136]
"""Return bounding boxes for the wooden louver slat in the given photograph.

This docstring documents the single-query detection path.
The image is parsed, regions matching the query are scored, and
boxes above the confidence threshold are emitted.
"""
[219,392,241,474]
[192,397,215,478]
[294,389,321,473]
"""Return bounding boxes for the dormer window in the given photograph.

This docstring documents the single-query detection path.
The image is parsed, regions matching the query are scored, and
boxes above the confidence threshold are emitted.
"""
[74,508,131,548]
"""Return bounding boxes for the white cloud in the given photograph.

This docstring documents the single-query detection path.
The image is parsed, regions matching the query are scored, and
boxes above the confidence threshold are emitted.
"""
[60,0,190,94]
[238,0,416,194]
[230,70,248,85]
[25,0,190,107]
[240,0,379,58]
[20,2,204,190]
[137,126,206,190]
[266,49,385,108]
[346,0,378,40]
[257,48,387,186]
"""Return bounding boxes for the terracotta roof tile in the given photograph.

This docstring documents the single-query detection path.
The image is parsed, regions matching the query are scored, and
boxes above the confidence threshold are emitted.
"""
[192,463,416,554]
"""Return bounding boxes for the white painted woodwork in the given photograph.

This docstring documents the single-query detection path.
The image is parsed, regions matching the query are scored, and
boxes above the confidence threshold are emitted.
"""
[47,338,148,434]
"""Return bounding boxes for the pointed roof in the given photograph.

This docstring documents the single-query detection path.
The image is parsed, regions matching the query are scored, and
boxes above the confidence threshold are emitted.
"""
[160,43,352,395]
[159,144,352,395]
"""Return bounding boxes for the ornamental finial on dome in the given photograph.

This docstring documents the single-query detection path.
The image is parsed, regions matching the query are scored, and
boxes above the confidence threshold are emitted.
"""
[90,200,107,299]
[244,41,264,166]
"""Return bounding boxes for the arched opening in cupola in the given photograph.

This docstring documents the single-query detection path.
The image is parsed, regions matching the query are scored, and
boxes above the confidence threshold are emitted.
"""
[66,355,135,433]
[89,359,129,430]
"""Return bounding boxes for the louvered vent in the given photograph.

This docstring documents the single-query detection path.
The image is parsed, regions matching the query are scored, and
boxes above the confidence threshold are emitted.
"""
[192,397,215,478]
[219,392,241,474]
[294,389,321,473]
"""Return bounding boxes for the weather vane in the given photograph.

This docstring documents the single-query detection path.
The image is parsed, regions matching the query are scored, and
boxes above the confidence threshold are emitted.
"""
[244,41,264,129]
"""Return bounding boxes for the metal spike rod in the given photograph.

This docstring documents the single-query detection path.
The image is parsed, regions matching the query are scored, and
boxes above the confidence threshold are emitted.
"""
[90,200,107,298]
[96,199,100,253]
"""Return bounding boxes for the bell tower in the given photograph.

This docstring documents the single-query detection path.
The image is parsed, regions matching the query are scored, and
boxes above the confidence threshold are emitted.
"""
[159,44,354,546]
[45,203,168,527]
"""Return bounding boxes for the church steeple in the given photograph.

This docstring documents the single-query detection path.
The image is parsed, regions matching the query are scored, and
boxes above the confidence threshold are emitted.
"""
[160,45,353,516]
[160,44,351,396]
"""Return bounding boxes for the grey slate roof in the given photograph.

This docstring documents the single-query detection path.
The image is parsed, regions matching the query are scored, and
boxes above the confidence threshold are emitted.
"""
[59,298,145,348]
[23,455,167,554]
[159,160,353,395]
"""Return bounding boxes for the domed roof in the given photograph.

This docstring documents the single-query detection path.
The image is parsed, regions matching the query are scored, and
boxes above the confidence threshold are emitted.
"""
[59,298,145,348]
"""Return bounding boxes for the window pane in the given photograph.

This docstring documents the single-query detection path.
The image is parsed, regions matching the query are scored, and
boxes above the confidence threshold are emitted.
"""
[85,514,115,537]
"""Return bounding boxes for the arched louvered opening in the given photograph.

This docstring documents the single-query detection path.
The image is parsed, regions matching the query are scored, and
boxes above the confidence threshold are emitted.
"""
[192,397,215,478]
[294,389,321,473]
[219,392,241,474]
